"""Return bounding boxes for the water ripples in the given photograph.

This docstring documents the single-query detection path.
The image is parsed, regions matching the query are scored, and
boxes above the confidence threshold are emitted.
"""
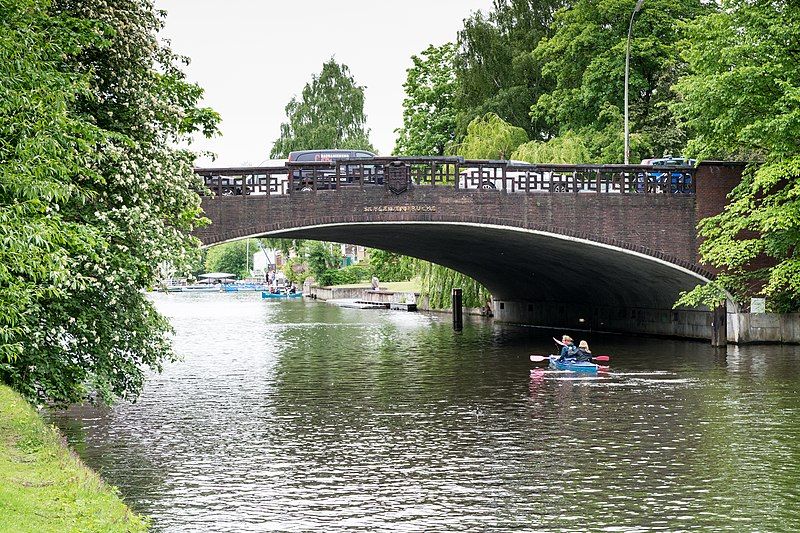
[47,293,800,531]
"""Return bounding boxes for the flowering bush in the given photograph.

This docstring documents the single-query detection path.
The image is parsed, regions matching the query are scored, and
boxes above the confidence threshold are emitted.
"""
[0,0,219,403]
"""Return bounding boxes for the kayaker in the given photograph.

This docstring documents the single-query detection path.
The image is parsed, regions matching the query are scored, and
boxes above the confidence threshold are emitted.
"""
[557,335,578,361]
[575,340,592,362]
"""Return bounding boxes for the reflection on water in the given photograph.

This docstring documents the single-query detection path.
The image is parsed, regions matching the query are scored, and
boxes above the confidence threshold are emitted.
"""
[49,293,800,531]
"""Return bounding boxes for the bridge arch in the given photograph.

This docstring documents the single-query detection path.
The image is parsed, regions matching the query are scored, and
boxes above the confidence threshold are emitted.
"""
[195,161,747,340]
[206,218,719,339]
[215,218,710,309]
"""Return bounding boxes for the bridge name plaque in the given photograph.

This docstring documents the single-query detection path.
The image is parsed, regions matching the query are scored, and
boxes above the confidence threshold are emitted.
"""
[363,205,437,213]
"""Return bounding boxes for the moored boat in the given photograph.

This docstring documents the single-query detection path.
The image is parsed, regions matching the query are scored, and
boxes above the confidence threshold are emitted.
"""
[223,283,270,292]
[170,284,221,293]
[261,291,303,299]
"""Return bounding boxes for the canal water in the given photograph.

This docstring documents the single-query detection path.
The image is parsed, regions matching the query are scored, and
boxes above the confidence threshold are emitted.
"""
[49,293,800,531]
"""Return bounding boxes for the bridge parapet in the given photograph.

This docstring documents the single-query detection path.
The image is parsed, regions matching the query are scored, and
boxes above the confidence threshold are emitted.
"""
[194,158,695,197]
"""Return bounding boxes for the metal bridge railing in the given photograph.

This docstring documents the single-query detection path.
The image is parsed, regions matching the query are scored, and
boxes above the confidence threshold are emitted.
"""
[195,158,696,197]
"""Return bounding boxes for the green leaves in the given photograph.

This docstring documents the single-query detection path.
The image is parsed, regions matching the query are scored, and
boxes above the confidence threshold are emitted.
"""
[673,1,800,312]
[415,260,490,310]
[673,2,800,160]
[270,59,374,158]
[531,0,710,162]
[204,240,254,280]
[367,249,415,283]
[455,0,564,139]
[450,113,528,159]
[394,43,457,156]
[0,0,219,404]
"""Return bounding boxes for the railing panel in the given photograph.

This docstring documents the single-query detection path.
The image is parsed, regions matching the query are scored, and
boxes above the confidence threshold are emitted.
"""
[286,162,335,192]
[195,160,696,197]
[196,166,290,197]
[459,160,507,191]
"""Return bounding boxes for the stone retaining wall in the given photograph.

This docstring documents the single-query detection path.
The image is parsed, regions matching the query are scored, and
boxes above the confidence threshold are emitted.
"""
[728,313,800,344]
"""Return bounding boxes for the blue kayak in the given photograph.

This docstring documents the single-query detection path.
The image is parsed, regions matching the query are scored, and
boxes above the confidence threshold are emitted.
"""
[548,355,601,373]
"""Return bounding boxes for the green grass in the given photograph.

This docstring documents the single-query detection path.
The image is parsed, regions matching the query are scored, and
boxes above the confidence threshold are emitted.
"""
[0,385,148,532]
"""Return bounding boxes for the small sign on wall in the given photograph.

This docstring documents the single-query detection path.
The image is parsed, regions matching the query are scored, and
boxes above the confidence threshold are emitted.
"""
[750,297,766,313]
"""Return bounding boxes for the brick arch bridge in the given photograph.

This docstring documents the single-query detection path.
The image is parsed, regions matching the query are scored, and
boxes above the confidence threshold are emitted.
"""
[193,158,744,342]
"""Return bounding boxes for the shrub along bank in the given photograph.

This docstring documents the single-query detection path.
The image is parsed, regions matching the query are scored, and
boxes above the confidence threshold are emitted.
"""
[0,385,147,532]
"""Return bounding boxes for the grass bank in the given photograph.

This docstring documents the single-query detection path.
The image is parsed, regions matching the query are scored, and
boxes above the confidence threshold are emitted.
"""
[0,385,147,532]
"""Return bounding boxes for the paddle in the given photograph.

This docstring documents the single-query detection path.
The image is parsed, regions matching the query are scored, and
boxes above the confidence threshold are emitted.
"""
[530,354,610,362]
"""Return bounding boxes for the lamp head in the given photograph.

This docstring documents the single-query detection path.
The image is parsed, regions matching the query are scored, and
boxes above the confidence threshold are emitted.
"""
[634,0,645,11]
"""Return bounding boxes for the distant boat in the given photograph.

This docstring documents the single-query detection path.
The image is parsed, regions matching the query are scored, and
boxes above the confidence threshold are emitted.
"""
[168,284,220,293]
[261,291,303,299]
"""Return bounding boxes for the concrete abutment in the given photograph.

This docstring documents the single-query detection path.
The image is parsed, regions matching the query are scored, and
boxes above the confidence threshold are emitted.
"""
[492,300,715,340]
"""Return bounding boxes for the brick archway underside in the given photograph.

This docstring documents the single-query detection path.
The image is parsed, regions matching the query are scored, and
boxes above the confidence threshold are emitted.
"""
[206,218,711,311]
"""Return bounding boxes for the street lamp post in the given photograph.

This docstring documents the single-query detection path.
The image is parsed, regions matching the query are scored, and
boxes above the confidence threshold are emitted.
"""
[624,0,645,165]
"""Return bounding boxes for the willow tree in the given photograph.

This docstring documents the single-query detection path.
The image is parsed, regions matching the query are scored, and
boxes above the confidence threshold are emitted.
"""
[449,113,528,159]
[406,112,528,308]
[455,0,566,139]
[512,130,594,164]
[415,261,490,310]
[0,0,219,403]
[271,59,374,157]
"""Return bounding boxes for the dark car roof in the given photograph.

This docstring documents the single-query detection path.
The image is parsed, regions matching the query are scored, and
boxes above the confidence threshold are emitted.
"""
[641,156,696,166]
[288,149,376,162]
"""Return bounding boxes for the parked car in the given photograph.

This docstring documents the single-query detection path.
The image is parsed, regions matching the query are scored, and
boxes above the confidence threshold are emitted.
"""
[638,156,696,193]
[288,149,375,163]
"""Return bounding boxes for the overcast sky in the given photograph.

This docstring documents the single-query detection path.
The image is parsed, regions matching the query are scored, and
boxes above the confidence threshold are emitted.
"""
[155,0,494,166]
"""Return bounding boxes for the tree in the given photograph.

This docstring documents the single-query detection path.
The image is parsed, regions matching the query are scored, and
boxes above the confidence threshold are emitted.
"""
[367,250,415,282]
[454,0,565,139]
[270,59,374,158]
[514,105,630,164]
[512,130,593,164]
[450,113,528,159]
[672,1,800,312]
[394,43,458,156]
[531,0,710,162]
[0,0,219,404]
[415,261,490,309]
[305,241,343,287]
[204,241,253,279]
[427,112,521,308]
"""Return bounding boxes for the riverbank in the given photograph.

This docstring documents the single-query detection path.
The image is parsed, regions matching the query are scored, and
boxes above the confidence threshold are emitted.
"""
[0,385,147,532]
[305,280,489,315]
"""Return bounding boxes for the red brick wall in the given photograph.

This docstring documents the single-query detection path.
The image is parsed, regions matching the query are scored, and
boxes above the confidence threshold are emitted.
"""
[693,161,749,273]
[194,163,748,277]
[196,187,710,276]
